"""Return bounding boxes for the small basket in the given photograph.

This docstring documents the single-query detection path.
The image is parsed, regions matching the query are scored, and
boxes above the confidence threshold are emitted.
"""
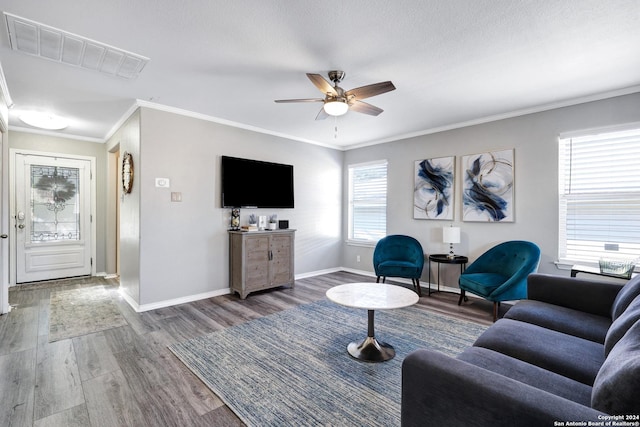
[599,258,635,279]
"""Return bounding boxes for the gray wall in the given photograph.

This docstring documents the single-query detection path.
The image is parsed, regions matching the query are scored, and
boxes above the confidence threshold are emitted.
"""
[135,107,343,306]
[342,93,640,288]
[106,110,141,304]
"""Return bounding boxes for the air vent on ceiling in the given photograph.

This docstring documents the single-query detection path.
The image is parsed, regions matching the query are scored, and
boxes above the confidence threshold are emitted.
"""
[4,12,149,79]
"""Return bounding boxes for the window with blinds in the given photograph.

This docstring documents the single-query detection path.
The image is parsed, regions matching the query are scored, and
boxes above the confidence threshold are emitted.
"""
[348,160,387,242]
[558,127,640,265]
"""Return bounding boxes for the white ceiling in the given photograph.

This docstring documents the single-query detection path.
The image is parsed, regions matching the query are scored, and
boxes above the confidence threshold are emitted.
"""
[0,0,639,150]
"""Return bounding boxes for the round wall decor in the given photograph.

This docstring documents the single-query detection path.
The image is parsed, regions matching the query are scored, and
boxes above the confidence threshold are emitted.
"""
[122,151,134,194]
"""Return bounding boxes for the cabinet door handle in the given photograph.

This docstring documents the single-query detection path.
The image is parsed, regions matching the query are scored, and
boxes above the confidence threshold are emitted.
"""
[269,250,273,260]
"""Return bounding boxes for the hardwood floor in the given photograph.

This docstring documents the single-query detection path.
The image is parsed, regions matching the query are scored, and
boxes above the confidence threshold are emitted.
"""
[1,271,495,426]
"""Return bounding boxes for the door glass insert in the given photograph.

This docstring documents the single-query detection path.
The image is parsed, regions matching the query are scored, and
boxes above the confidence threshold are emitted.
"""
[30,165,81,242]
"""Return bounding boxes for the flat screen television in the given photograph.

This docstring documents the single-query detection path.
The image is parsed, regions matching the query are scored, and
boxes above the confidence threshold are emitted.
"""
[221,156,294,208]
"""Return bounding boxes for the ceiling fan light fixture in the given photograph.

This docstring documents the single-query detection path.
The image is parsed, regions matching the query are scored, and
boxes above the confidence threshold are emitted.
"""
[323,100,349,116]
[19,111,69,130]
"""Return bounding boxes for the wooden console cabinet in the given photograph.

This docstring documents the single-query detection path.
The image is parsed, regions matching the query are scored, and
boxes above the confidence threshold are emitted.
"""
[229,229,295,299]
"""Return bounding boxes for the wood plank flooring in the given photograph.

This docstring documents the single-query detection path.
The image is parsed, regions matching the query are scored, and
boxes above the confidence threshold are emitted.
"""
[1,271,496,426]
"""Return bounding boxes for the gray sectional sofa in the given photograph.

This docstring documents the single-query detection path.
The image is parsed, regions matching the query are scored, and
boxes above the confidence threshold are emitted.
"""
[401,273,640,426]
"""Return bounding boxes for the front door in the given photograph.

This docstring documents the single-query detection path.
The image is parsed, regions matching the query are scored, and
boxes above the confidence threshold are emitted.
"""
[14,153,92,283]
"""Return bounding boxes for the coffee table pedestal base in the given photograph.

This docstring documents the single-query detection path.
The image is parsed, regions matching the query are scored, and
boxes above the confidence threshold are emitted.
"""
[347,336,395,362]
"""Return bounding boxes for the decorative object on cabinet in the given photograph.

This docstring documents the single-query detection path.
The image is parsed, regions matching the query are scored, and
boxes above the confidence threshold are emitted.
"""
[230,208,240,230]
[414,156,454,220]
[229,229,295,299]
[242,214,258,231]
[258,215,267,230]
[269,214,278,230]
[121,151,134,194]
[278,220,289,229]
[462,149,514,222]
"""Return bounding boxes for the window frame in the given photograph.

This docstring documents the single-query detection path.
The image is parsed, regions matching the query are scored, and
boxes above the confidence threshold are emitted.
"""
[347,159,388,245]
[557,125,640,267]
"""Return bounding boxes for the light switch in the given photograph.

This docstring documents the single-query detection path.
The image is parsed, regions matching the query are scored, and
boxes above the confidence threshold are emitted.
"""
[171,192,182,202]
[155,178,170,188]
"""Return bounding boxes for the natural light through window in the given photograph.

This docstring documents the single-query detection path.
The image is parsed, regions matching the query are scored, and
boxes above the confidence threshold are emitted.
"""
[348,160,387,243]
[558,126,640,266]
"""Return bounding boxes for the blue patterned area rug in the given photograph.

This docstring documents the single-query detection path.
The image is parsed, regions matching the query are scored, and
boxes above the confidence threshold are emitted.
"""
[169,299,487,427]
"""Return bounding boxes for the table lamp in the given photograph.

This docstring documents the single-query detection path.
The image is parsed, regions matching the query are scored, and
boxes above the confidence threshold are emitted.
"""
[443,226,460,259]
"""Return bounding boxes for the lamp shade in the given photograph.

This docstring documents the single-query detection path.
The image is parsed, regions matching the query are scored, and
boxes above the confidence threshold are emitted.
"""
[443,226,460,244]
[323,100,349,116]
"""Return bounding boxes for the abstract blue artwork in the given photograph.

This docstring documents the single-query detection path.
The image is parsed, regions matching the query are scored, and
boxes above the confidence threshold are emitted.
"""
[462,149,514,222]
[414,156,455,220]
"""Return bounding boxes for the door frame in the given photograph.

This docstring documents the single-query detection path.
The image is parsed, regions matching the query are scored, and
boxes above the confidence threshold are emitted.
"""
[9,148,97,285]
[0,126,7,313]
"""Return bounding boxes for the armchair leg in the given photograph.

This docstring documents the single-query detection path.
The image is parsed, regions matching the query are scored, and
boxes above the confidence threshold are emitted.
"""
[458,290,465,306]
[413,279,422,297]
[376,276,381,283]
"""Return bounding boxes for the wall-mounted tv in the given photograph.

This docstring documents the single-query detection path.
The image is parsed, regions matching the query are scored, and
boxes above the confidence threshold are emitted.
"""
[221,156,294,208]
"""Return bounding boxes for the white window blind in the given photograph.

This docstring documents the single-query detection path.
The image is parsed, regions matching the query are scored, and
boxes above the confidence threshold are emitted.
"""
[558,128,640,265]
[348,160,387,242]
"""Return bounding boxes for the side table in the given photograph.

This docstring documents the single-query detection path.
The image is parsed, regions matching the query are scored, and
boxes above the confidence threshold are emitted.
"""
[570,264,637,280]
[427,254,468,296]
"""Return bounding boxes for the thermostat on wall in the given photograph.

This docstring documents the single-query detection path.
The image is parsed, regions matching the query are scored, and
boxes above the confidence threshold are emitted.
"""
[155,178,170,188]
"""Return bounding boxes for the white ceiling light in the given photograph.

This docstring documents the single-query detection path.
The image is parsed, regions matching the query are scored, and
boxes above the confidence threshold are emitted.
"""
[19,111,69,130]
[323,100,349,116]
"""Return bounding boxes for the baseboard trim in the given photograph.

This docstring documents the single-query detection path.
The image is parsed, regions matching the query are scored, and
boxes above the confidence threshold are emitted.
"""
[295,267,343,280]
[117,267,467,313]
[119,287,232,313]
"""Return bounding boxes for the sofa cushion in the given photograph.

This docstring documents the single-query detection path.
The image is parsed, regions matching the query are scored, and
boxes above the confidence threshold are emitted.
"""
[458,346,592,406]
[592,319,640,415]
[473,318,604,385]
[604,294,640,356]
[504,300,610,344]
[611,274,640,320]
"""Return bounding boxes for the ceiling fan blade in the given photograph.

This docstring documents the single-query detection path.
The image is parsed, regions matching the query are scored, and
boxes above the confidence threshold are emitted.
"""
[307,73,338,96]
[345,81,395,100]
[349,100,384,116]
[274,98,324,103]
[315,106,329,120]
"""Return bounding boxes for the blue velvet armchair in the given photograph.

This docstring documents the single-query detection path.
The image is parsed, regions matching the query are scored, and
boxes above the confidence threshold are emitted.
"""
[458,240,540,321]
[373,235,425,296]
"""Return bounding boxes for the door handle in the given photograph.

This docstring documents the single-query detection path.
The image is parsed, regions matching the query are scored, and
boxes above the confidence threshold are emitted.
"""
[0,234,7,238]
[18,224,25,229]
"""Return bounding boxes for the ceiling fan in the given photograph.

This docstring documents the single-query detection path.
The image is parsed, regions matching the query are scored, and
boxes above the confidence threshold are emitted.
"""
[275,71,396,120]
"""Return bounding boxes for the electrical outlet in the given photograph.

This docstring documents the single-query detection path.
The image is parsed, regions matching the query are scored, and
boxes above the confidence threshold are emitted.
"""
[356,255,361,262]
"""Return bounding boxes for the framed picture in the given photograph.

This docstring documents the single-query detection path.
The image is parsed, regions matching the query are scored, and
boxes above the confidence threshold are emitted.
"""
[414,156,455,220]
[462,149,514,222]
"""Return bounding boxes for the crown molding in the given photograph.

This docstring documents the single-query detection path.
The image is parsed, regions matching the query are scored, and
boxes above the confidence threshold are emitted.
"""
[0,61,14,109]
[134,99,343,150]
[344,85,640,150]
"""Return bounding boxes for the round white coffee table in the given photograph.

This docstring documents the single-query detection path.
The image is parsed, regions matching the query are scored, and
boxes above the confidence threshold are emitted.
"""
[326,282,420,362]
